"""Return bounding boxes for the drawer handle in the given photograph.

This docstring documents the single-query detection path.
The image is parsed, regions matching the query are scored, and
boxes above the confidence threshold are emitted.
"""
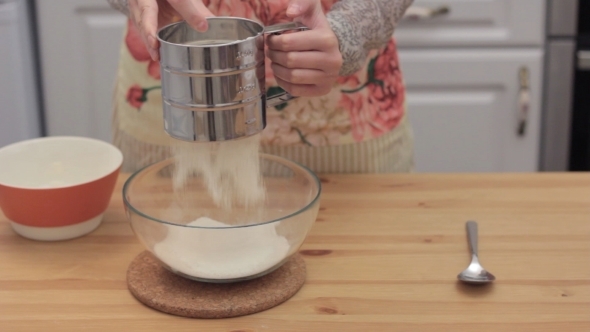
[517,67,530,137]
[578,51,590,70]
[403,5,450,20]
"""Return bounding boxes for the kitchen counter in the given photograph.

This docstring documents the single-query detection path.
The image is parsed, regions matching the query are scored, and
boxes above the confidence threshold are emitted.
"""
[1,173,589,331]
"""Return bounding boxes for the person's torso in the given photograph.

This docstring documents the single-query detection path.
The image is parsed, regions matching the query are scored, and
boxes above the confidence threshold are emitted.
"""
[116,0,406,147]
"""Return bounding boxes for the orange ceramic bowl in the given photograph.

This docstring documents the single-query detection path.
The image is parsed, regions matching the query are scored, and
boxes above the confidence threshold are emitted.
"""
[0,136,123,241]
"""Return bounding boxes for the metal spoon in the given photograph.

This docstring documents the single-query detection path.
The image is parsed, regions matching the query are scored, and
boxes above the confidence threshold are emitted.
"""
[457,221,496,284]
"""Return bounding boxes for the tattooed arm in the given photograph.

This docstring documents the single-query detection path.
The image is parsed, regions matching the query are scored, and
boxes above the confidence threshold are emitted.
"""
[107,0,129,16]
[327,0,414,75]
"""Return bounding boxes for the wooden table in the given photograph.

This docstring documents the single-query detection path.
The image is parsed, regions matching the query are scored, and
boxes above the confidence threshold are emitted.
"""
[1,173,589,331]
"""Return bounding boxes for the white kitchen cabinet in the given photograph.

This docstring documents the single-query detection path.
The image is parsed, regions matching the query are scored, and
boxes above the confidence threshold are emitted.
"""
[396,0,546,172]
[397,0,546,48]
[0,0,42,147]
[35,0,125,142]
[399,49,543,172]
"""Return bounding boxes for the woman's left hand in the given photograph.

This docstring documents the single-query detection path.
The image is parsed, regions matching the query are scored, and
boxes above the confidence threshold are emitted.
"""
[267,0,342,97]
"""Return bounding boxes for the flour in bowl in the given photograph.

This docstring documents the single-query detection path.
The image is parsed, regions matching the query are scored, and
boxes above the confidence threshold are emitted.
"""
[153,216,291,280]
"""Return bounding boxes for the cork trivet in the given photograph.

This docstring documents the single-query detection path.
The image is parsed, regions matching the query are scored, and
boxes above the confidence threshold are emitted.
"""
[127,251,306,319]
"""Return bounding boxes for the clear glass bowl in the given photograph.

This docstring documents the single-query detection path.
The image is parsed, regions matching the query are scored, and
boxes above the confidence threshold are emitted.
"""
[123,154,321,283]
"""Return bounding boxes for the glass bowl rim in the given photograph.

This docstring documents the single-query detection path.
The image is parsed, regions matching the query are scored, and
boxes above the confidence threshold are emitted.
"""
[122,153,322,229]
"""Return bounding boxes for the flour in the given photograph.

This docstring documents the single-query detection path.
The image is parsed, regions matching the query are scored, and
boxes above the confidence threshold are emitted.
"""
[163,134,279,279]
[153,217,291,280]
[171,134,266,211]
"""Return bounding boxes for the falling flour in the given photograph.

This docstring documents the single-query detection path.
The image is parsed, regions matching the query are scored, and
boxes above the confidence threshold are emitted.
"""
[171,134,266,211]
[161,134,280,279]
[153,217,291,280]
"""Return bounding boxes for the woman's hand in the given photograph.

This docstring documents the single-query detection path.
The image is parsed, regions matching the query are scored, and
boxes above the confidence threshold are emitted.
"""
[128,0,214,61]
[267,0,342,97]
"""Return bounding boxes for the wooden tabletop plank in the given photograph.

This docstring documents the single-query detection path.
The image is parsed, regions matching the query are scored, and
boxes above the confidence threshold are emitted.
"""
[1,173,589,331]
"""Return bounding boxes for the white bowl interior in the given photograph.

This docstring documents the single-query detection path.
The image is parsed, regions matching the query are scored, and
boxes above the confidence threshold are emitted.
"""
[0,136,123,189]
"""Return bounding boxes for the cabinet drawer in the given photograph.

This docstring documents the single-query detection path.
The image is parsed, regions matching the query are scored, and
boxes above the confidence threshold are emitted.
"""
[396,0,546,47]
[398,49,543,172]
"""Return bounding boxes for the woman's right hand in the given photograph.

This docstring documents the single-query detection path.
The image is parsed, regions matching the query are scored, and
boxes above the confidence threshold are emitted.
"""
[128,0,214,61]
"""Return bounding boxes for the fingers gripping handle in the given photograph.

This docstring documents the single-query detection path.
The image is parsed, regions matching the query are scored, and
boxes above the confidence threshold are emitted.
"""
[263,22,308,109]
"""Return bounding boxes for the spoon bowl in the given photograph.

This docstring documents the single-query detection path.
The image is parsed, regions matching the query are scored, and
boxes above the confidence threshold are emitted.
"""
[457,261,496,284]
[457,221,496,284]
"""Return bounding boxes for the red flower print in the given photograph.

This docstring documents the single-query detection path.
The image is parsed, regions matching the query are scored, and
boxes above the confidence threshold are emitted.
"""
[126,85,146,109]
[125,19,160,80]
[126,85,162,109]
[338,93,365,142]
[365,40,405,136]
[339,39,406,141]
[205,0,255,18]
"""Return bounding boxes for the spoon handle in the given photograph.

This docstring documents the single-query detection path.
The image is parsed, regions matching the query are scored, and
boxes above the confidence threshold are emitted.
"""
[466,221,478,256]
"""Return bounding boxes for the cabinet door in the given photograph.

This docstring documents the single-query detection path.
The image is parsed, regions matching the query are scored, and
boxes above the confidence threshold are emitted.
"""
[398,49,543,172]
[36,0,126,142]
[397,0,546,47]
[0,0,41,147]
